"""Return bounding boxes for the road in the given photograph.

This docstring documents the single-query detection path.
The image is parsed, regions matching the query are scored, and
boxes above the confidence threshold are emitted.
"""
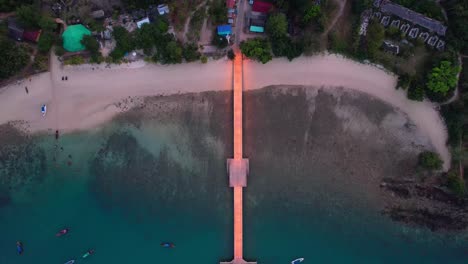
[235,0,247,46]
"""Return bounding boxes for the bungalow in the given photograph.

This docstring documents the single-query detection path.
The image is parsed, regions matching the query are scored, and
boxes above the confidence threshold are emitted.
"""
[217,24,232,36]
[8,18,24,41]
[136,17,150,28]
[157,4,170,15]
[382,40,399,54]
[252,1,273,13]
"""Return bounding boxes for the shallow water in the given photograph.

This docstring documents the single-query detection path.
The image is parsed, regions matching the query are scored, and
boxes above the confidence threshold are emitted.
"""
[0,89,467,264]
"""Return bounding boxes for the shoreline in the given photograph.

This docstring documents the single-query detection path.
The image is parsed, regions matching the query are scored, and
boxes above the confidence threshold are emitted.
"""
[0,53,450,169]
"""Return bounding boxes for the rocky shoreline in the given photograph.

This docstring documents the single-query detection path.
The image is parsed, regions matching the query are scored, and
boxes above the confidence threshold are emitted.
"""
[381,178,468,231]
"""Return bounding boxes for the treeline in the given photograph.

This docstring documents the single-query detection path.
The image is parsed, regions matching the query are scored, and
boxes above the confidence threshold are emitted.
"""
[444,0,468,54]
[109,20,200,64]
[240,1,325,63]
[0,37,29,80]
[0,0,32,12]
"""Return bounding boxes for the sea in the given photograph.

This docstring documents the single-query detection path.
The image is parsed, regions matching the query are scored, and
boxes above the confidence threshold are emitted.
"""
[0,93,467,264]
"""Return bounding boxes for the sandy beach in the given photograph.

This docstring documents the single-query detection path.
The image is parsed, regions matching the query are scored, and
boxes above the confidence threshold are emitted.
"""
[0,53,449,169]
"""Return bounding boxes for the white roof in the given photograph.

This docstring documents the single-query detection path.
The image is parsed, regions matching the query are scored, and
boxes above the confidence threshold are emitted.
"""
[136,17,150,28]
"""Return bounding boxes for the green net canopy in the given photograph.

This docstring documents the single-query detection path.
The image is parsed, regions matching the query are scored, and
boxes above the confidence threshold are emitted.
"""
[62,24,92,52]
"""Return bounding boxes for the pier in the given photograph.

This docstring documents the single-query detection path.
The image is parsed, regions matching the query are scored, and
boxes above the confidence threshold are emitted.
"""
[220,50,256,264]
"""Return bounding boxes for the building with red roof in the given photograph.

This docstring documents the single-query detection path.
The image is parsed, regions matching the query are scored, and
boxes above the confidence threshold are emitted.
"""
[226,0,235,9]
[252,1,273,13]
[23,30,42,43]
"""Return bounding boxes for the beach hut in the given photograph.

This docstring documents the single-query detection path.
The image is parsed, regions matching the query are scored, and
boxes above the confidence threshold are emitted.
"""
[62,24,92,52]
[136,17,150,28]
[217,25,232,36]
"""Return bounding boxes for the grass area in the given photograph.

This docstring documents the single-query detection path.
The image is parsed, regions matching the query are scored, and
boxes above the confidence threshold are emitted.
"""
[170,0,204,32]
[187,6,207,43]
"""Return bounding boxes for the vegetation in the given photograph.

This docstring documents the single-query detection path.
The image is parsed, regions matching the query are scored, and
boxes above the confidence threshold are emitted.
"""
[393,0,444,21]
[187,6,206,42]
[200,55,208,64]
[0,0,32,12]
[227,49,235,60]
[64,56,85,65]
[32,53,49,72]
[0,37,29,79]
[212,33,228,49]
[182,43,201,62]
[366,22,385,58]
[418,151,443,170]
[209,0,228,25]
[240,38,272,64]
[81,35,101,62]
[16,4,41,29]
[447,172,466,197]
[110,26,135,61]
[266,13,288,39]
[302,5,321,24]
[426,61,460,95]
[444,0,468,53]
[37,31,55,53]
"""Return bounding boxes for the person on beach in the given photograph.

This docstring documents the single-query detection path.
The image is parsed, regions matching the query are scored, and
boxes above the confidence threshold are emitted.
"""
[25,87,28,94]
[65,76,68,81]
[55,130,59,139]
[62,76,64,81]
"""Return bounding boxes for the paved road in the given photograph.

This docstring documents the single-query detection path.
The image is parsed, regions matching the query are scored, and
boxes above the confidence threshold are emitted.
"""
[235,0,247,46]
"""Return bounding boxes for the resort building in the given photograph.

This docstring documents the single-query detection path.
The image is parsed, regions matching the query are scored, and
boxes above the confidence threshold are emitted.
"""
[62,24,92,52]
[377,0,447,36]
[217,24,232,36]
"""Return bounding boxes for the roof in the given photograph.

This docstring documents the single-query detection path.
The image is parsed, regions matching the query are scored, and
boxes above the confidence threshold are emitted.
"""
[217,24,232,35]
[157,4,170,15]
[252,1,273,13]
[7,18,24,41]
[23,30,42,42]
[382,40,399,54]
[62,24,92,52]
[136,17,150,28]
[227,0,235,8]
[249,25,264,33]
[380,1,446,36]
[90,10,105,19]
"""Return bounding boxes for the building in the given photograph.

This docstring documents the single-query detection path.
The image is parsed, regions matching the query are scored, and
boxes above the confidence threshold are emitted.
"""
[227,0,235,9]
[8,18,24,41]
[157,4,170,15]
[379,0,447,36]
[252,1,273,13]
[382,40,399,54]
[217,24,232,35]
[249,25,264,33]
[136,17,150,28]
[90,10,105,19]
[22,30,42,43]
[62,24,92,52]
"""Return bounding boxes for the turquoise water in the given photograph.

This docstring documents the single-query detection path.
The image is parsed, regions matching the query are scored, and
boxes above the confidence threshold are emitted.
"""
[1,98,468,264]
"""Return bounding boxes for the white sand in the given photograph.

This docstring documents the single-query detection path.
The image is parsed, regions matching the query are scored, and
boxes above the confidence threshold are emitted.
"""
[0,53,450,169]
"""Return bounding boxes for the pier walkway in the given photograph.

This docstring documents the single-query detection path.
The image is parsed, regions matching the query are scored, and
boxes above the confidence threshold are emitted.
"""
[220,50,256,264]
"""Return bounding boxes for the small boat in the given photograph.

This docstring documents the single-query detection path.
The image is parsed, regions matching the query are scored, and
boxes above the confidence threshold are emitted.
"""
[64,260,75,264]
[82,249,95,258]
[160,242,175,248]
[56,228,69,237]
[16,241,23,255]
[41,104,47,117]
[291,258,304,264]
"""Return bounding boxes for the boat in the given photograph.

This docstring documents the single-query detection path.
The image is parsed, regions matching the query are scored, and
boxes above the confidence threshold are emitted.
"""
[41,104,47,116]
[64,260,75,264]
[16,241,23,255]
[160,242,175,248]
[291,258,304,264]
[82,249,95,258]
[56,228,69,237]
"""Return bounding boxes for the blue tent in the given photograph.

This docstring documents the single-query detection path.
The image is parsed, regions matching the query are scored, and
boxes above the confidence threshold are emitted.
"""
[217,25,232,36]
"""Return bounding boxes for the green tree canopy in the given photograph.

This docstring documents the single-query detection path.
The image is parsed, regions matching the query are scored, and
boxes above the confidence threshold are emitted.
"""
[426,61,460,95]
[81,35,100,60]
[266,13,288,39]
[418,151,443,170]
[302,5,321,24]
[38,15,57,32]
[110,26,135,61]
[37,31,55,53]
[0,37,29,79]
[447,172,466,197]
[240,38,272,64]
[16,4,40,29]
[209,0,228,25]
[366,22,385,57]
[163,41,183,64]
[182,43,200,62]
[0,0,32,12]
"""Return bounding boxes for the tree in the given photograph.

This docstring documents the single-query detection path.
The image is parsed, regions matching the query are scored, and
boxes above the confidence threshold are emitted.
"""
[366,22,385,57]
[426,61,460,95]
[81,35,101,61]
[447,172,466,197]
[110,26,135,61]
[418,151,443,170]
[209,0,228,25]
[212,33,228,48]
[16,4,40,29]
[302,5,321,24]
[182,43,200,62]
[200,55,208,64]
[266,13,288,39]
[39,15,57,32]
[0,0,32,12]
[37,31,55,53]
[271,36,303,60]
[162,41,183,64]
[227,49,235,60]
[407,85,424,101]
[240,38,272,64]
[0,37,29,79]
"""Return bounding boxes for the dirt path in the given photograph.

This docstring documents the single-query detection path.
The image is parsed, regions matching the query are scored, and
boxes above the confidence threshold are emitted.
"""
[320,0,347,50]
[181,0,207,43]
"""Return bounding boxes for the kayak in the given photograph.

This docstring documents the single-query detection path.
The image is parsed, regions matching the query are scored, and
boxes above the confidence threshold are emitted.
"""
[82,249,95,258]
[64,260,75,264]
[291,258,304,264]
[41,104,47,117]
[56,228,69,237]
[16,241,23,255]
[160,242,175,248]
